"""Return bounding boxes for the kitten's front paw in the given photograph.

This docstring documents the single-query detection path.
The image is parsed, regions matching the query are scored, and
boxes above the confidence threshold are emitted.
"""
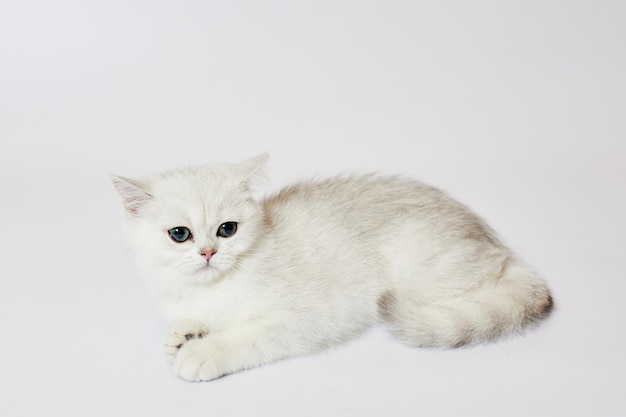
[174,339,222,382]
[164,319,207,364]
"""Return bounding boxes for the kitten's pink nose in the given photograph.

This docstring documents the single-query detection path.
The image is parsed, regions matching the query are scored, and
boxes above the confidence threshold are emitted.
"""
[199,248,216,261]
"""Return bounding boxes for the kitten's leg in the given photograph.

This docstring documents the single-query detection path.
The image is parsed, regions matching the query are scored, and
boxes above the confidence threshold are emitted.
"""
[378,260,553,348]
[173,321,297,382]
[164,319,208,364]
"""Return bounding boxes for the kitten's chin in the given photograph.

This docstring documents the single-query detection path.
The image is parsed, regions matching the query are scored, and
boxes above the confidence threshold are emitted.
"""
[189,262,232,284]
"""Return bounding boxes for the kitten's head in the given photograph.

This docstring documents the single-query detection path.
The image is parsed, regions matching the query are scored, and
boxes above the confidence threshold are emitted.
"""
[112,154,268,284]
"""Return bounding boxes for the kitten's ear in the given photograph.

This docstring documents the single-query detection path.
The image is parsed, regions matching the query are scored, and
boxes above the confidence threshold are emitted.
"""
[235,153,269,179]
[235,153,269,195]
[111,174,152,215]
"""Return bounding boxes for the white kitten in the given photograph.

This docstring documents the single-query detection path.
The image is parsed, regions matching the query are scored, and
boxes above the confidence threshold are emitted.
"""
[112,154,552,381]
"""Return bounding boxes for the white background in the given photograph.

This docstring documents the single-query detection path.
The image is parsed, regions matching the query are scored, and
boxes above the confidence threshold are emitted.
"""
[1,1,625,416]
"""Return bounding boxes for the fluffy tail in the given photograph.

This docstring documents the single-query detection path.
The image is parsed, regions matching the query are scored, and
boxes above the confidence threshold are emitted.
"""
[378,260,553,348]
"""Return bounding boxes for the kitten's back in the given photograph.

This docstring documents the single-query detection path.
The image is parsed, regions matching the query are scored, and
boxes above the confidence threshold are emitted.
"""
[262,174,553,348]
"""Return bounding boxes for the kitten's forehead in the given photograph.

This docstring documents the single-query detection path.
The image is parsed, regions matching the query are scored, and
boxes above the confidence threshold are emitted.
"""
[148,164,244,216]
[155,165,236,192]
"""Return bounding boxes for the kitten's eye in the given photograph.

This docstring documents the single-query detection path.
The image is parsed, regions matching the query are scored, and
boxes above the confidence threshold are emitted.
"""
[217,222,238,238]
[168,227,192,243]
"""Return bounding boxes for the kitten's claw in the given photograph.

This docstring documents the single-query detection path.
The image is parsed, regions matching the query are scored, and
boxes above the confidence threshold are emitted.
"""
[164,320,207,364]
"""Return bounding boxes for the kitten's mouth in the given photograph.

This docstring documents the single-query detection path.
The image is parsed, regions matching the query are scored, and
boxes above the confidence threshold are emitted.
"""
[191,258,233,279]
[189,263,220,283]
[197,261,224,274]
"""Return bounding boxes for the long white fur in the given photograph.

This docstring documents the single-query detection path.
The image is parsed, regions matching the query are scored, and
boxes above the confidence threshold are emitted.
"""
[112,154,552,381]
